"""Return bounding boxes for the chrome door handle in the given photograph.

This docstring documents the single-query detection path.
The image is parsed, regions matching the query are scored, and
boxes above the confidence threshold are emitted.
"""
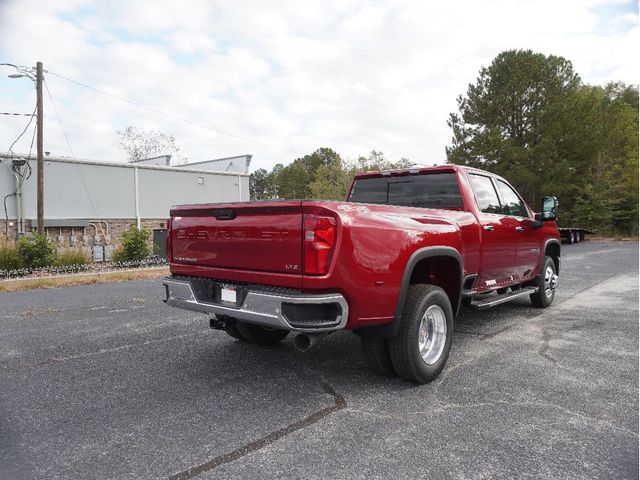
[515,226,524,232]
[483,225,494,231]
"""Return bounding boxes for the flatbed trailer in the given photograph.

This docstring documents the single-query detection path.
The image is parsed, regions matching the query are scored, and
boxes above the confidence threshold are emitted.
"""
[559,227,594,244]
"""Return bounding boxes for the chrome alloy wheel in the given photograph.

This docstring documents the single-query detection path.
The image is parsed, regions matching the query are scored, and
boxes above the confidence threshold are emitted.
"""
[418,304,447,365]
[544,265,558,298]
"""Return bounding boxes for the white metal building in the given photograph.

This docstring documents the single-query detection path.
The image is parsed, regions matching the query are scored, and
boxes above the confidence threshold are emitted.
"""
[0,153,251,256]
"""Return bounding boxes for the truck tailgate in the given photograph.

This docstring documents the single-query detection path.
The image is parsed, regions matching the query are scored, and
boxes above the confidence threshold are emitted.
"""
[170,201,303,275]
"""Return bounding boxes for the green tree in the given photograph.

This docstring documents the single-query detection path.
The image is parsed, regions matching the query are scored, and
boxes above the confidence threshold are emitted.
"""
[274,160,312,199]
[571,83,639,234]
[272,148,343,199]
[446,49,581,206]
[354,150,414,171]
[447,49,638,234]
[252,148,415,201]
[249,168,274,200]
[309,157,353,200]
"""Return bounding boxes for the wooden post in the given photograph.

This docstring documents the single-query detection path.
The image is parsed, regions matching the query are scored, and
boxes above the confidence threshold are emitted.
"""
[36,61,44,234]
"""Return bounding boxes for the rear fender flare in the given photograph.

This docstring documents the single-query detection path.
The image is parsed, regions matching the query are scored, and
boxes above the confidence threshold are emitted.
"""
[358,246,463,339]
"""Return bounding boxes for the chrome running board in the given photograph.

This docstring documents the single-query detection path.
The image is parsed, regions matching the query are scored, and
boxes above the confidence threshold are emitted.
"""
[470,287,538,310]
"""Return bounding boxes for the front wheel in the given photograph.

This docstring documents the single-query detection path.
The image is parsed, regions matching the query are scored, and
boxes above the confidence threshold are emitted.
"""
[530,256,558,308]
[388,285,454,384]
[235,321,289,345]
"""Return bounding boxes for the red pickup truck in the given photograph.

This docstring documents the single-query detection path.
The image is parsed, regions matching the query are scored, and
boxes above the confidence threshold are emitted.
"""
[163,165,560,383]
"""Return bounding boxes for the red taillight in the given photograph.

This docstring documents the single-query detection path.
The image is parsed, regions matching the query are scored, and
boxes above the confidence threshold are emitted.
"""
[304,214,336,275]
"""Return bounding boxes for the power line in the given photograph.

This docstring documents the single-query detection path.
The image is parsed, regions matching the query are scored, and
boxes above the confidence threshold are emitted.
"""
[46,69,302,155]
[0,112,36,116]
[8,103,37,155]
[43,76,102,226]
[44,78,75,158]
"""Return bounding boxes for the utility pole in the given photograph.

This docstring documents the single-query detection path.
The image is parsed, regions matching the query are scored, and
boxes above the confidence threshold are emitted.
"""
[36,61,44,234]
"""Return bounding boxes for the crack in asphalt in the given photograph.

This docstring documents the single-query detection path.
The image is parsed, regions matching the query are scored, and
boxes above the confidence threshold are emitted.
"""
[536,327,584,375]
[435,273,633,399]
[481,323,517,340]
[168,382,346,480]
[538,329,556,364]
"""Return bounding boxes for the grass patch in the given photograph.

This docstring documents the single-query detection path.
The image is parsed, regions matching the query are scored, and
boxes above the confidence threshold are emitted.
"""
[55,249,90,266]
[0,240,21,270]
[0,267,169,293]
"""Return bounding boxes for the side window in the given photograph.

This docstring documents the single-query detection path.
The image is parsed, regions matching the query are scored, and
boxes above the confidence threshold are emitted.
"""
[468,174,502,214]
[495,180,527,217]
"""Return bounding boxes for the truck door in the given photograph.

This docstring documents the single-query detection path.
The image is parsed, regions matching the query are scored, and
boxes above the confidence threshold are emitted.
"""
[494,179,540,280]
[468,174,517,288]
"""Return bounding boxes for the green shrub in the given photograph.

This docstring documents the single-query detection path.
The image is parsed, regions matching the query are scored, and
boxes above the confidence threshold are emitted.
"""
[118,226,152,261]
[111,246,126,263]
[17,233,56,268]
[55,248,89,266]
[0,240,22,270]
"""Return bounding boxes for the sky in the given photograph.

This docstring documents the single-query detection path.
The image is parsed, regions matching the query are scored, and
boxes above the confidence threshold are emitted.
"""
[0,0,638,172]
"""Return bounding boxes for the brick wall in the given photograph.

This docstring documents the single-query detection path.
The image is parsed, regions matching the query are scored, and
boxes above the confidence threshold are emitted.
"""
[0,220,18,243]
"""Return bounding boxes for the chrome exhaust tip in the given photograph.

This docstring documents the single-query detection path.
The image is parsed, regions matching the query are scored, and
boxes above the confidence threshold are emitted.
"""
[293,332,329,352]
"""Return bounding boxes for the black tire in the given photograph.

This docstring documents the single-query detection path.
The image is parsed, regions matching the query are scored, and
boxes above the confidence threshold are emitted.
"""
[235,321,289,345]
[575,231,580,243]
[530,256,557,308]
[361,336,396,377]
[497,287,508,295]
[566,232,574,244]
[388,285,454,384]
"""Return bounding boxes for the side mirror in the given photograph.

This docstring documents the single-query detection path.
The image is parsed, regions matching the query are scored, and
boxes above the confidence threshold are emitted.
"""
[533,196,558,225]
[539,196,558,221]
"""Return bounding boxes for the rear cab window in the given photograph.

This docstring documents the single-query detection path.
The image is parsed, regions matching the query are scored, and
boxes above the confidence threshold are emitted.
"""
[348,173,463,209]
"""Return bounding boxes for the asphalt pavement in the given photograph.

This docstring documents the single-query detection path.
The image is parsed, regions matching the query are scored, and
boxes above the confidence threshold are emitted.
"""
[1,241,638,480]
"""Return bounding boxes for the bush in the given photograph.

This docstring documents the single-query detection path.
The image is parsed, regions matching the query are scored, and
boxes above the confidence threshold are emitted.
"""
[0,240,22,270]
[117,226,151,261]
[111,246,126,263]
[16,233,56,268]
[55,248,89,266]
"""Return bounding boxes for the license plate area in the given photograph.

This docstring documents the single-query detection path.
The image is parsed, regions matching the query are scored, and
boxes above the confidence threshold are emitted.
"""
[215,282,245,307]
[221,286,237,303]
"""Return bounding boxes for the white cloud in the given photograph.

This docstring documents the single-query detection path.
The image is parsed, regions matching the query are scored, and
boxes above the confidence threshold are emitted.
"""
[0,0,637,172]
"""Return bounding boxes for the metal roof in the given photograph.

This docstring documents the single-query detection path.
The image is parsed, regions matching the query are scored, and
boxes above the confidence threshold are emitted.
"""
[0,153,250,177]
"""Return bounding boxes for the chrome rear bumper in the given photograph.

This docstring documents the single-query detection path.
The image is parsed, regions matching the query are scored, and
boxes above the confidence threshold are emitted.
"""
[162,276,348,333]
